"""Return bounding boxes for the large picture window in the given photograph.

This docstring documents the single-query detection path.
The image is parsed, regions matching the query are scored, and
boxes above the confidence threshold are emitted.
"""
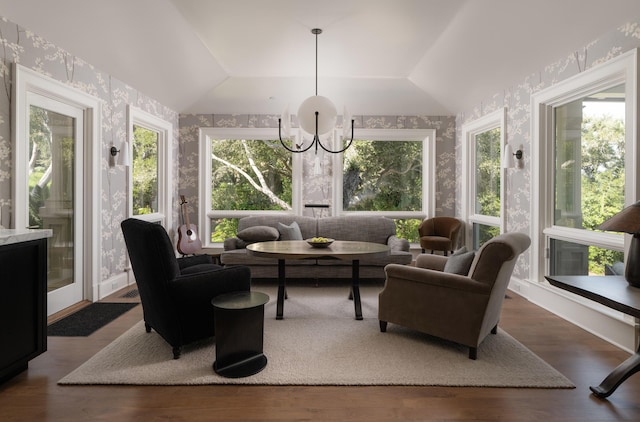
[532,49,638,280]
[201,128,434,247]
[334,129,435,244]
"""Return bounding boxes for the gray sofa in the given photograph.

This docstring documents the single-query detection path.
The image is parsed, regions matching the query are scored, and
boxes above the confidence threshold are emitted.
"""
[221,215,412,279]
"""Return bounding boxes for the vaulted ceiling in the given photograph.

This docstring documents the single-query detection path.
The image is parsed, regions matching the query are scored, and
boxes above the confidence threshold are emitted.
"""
[1,0,639,116]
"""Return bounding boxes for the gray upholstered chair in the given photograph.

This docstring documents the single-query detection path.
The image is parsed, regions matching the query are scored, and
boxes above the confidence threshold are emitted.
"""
[418,216,463,255]
[121,218,252,359]
[379,232,531,359]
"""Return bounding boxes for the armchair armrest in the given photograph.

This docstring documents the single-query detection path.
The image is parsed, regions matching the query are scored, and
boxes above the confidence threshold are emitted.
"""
[387,235,410,252]
[415,254,448,271]
[171,265,252,299]
[177,254,213,269]
[384,264,490,294]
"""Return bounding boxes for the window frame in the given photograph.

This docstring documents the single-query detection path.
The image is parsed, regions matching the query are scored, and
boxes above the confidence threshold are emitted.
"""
[461,108,507,247]
[531,48,639,283]
[332,128,436,220]
[127,105,173,227]
[199,127,303,247]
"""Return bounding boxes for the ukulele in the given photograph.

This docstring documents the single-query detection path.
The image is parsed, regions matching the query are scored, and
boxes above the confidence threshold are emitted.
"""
[177,195,202,255]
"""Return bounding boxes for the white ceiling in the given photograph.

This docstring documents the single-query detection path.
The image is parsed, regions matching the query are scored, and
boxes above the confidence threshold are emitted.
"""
[1,0,640,116]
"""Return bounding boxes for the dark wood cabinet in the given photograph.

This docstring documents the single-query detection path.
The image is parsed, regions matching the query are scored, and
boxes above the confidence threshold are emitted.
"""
[0,234,49,384]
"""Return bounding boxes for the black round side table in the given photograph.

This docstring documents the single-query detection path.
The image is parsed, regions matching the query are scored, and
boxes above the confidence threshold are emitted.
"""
[211,291,269,378]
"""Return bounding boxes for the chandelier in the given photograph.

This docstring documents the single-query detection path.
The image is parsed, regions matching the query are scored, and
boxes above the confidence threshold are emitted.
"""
[278,28,354,154]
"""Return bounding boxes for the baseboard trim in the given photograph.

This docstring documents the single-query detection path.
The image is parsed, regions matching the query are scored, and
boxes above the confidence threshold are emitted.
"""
[98,271,132,300]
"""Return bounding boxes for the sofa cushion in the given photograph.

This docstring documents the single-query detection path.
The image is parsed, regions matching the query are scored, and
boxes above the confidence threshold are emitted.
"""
[317,216,395,244]
[278,221,303,240]
[238,215,318,239]
[237,225,279,242]
[443,247,475,275]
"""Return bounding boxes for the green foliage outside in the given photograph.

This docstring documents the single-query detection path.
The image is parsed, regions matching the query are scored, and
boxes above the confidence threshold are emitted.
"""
[474,128,501,217]
[343,140,422,212]
[579,115,626,274]
[132,125,159,215]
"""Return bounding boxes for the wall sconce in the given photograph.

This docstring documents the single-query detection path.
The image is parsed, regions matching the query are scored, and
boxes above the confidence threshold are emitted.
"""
[110,141,131,167]
[502,144,524,169]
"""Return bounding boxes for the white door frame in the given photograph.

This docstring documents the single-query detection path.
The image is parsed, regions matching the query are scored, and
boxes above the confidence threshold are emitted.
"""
[12,64,102,315]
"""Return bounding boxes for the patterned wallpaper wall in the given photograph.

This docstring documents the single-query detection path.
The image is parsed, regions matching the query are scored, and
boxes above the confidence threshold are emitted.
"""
[178,114,457,220]
[456,19,640,280]
[0,16,179,284]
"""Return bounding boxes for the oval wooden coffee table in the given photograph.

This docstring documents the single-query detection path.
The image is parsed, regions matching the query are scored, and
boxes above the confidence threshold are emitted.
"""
[247,240,390,320]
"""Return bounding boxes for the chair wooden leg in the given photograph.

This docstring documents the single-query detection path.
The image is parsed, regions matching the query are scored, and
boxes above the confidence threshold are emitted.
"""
[469,347,477,360]
[379,320,387,332]
[145,323,152,333]
[421,248,425,253]
[173,346,181,360]
[444,250,448,256]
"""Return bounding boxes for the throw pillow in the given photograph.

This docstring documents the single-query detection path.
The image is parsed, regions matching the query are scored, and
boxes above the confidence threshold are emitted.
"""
[443,246,475,275]
[236,226,279,242]
[278,221,303,240]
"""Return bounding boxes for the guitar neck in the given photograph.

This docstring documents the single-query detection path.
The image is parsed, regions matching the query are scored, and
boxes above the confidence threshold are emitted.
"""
[180,195,191,227]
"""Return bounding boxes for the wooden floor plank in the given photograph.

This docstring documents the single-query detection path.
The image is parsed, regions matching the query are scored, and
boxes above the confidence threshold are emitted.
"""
[1,283,640,421]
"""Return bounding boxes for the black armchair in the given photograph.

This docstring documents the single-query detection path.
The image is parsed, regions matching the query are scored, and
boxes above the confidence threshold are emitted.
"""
[121,218,251,359]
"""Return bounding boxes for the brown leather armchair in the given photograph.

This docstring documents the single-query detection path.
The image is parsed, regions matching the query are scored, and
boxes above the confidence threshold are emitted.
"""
[418,217,462,255]
[379,232,531,359]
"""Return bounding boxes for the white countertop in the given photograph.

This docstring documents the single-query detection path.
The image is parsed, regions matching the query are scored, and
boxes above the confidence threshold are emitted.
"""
[0,229,53,246]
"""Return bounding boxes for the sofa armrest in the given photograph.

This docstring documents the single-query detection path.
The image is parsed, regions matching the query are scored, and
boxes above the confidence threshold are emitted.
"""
[387,235,409,252]
[384,264,490,294]
[223,237,244,251]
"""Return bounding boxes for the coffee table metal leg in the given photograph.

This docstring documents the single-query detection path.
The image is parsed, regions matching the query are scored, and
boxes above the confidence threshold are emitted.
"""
[277,258,285,320]
[352,259,363,320]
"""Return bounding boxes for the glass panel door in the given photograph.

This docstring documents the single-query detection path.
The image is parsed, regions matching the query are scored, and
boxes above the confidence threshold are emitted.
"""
[27,94,84,314]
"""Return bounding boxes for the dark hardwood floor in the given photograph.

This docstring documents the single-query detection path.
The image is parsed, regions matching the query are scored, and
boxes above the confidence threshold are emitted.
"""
[2,281,640,421]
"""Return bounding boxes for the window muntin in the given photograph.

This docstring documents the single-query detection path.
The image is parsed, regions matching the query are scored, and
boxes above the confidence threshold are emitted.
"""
[132,125,159,215]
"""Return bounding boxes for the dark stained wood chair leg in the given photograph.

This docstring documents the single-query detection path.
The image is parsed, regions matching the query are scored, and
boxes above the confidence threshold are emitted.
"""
[145,323,152,333]
[379,320,387,332]
[469,347,477,360]
[173,346,181,360]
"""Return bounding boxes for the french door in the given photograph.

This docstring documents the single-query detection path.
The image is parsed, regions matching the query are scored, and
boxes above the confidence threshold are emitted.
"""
[25,93,85,315]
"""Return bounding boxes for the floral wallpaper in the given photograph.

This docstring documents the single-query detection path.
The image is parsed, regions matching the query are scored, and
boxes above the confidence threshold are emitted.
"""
[3,9,639,297]
[456,18,640,281]
[0,16,179,290]
[178,114,457,220]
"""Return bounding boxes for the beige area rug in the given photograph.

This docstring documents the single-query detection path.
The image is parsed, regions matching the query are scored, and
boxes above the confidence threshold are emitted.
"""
[59,283,574,387]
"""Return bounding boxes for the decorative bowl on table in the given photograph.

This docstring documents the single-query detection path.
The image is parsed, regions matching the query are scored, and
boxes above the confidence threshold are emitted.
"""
[306,237,334,248]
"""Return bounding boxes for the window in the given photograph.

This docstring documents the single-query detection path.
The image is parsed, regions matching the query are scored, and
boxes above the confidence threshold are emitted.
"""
[200,128,434,247]
[532,49,638,280]
[200,128,302,245]
[334,129,435,244]
[127,106,172,226]
[462,109,506,248]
